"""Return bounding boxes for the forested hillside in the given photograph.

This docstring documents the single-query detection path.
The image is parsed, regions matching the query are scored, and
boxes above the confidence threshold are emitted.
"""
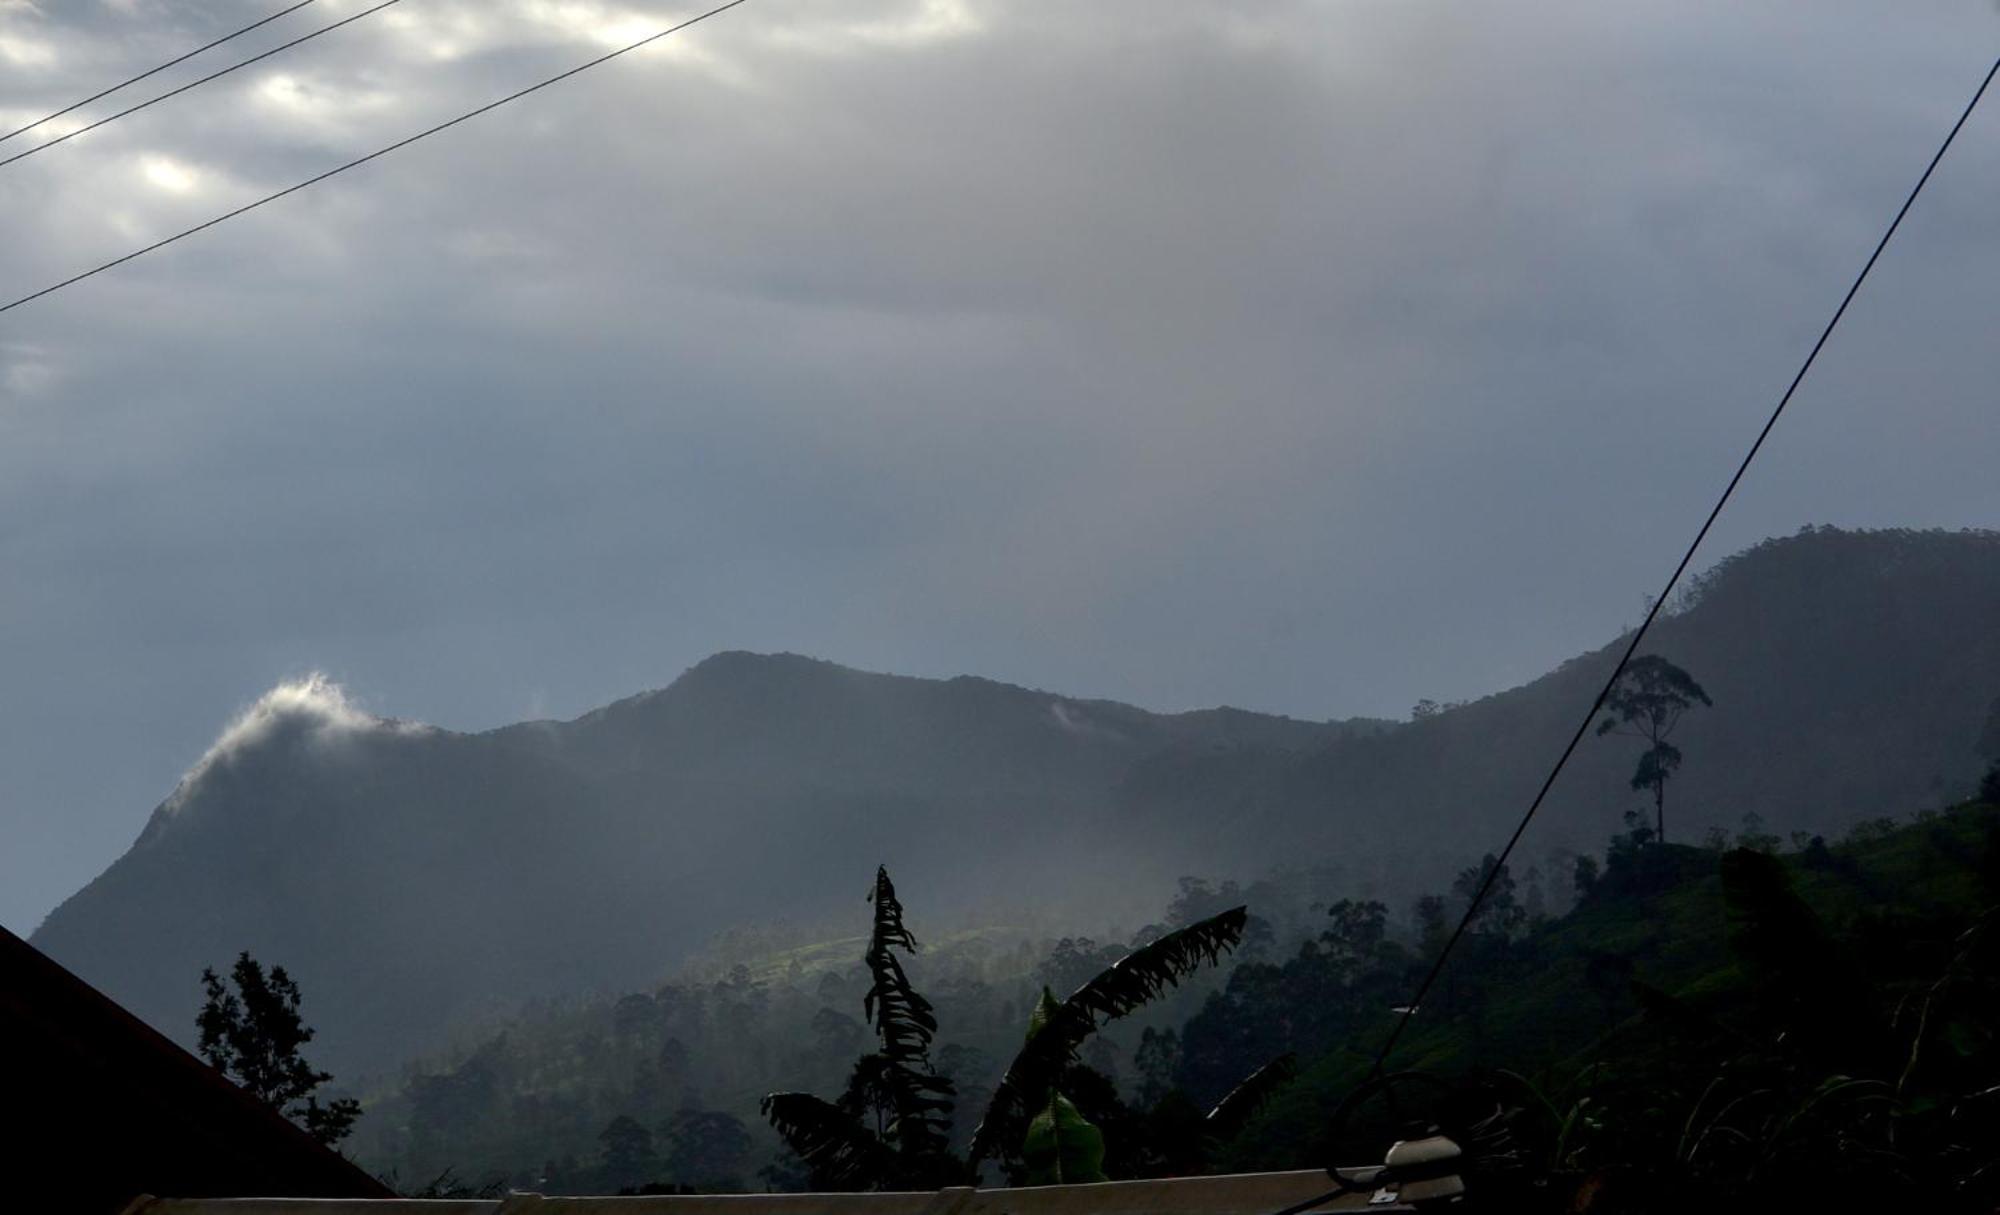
[350,877,1285,1193]
[361,788,2000,1207]
[1190,795,2000,1210]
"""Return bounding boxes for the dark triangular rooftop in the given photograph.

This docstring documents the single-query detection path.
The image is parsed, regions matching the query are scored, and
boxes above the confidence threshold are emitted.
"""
[0,924,390,1213]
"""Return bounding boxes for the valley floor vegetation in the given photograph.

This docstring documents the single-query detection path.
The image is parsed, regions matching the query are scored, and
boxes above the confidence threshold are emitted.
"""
[349,770,2000,1212]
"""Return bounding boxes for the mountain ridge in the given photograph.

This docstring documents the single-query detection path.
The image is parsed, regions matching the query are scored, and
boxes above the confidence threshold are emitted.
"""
[32,526,2000,1079]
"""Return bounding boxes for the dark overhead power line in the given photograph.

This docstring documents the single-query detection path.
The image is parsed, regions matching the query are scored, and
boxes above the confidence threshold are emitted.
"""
[0,1,319,146]
[0,0,751,317]
[1364,51,2000,1088]
[0,0,402,173]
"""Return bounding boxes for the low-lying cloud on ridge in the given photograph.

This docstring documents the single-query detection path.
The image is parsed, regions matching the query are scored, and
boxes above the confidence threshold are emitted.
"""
[172,673,432,801]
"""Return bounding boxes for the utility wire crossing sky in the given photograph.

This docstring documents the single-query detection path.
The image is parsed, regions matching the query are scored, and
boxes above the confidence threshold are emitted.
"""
[2,0,750,313]
[0,0,400,173]
[0,0,319,145]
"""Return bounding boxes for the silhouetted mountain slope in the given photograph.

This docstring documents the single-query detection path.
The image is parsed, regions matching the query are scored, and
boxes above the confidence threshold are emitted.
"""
[1119,527,2000,873]
[31,527,2000,1078]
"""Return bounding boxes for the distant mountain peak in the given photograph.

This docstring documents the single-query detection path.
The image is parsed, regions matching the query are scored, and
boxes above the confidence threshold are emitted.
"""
[651,649,868,698]
[689,649,834,672]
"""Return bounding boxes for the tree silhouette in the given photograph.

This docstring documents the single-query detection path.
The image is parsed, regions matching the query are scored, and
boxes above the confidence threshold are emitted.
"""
[1133,1028,1181,1109]
[762,867,958,1190]
[859,866,956,1168]
[765,871,1250,1187]
[196,951,359,1147]
[1597,654,1712,844]
[661,1108,753,1189]
[1451,854,1523,938]
[597,1114,656,1191]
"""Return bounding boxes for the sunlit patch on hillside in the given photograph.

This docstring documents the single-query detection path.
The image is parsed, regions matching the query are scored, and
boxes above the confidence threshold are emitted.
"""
[1049,700,1102,737]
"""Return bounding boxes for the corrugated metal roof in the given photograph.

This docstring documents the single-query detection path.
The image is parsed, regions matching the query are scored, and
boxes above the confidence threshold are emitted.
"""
[127,1169,1416,1214]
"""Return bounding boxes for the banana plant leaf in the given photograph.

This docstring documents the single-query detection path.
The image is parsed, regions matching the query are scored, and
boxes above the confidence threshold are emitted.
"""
[1022,1091,1107,1186]
[761,1091,895,1191]
[970,906,1247,1166]
[1204,1052,1298,1143]
[861,867,955,1160]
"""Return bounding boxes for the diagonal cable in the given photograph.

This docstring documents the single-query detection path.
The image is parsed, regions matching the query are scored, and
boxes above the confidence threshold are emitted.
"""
[0,0,401,172]
[0,0,751,317]
[0,1,319,146]
[1251,56,2000,1215]
[1366,49,2000,1089]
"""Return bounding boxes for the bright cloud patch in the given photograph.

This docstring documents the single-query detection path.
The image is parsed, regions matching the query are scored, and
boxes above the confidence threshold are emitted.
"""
[0,341,57,398]
[139,155,197,195]
[761,0,983,56]
[174,674,429,798]
[0,30,55,69]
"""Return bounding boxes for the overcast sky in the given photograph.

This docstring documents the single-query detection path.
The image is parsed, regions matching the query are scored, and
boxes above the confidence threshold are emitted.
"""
[1,0,1996,934]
